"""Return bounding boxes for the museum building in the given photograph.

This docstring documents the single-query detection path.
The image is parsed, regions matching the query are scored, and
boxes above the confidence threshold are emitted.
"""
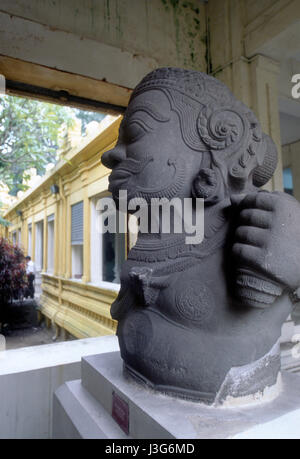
[1,116,132,339]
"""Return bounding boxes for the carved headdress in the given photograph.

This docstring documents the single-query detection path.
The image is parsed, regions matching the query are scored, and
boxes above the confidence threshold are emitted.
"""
[131,67,277,188]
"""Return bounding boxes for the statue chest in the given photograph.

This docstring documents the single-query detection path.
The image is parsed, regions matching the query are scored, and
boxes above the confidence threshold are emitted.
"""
[114,253,228,329]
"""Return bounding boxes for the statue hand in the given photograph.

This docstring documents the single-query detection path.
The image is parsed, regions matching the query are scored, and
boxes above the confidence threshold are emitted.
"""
[231,191,300,292]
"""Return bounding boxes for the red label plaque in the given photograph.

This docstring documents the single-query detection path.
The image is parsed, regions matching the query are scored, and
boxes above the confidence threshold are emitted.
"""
[112,391,129,435]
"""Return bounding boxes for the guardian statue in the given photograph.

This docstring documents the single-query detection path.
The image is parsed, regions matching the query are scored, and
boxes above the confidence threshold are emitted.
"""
[102,68,300,405]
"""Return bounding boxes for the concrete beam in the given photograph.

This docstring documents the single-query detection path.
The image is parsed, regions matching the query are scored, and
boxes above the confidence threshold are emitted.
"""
[244,0,300,58]
[0,0,207,74]
[0,12,157,90]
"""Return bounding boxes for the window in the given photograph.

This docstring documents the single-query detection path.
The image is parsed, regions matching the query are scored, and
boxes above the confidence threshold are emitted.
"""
[71,201,83,279]
[47,214,55,274]
[12,231,17,245]
[90,196,126,288]
[35,220,44,272]
[283,167,294,196]
[18,228,21,246]
[28,223,32,257]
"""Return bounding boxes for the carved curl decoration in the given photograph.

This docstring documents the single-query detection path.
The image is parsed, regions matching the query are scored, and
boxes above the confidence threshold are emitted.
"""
[197,107,245,152]
[230,111,264,182]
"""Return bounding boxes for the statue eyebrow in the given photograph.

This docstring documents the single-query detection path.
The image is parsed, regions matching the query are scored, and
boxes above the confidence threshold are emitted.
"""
[125,103,170,123]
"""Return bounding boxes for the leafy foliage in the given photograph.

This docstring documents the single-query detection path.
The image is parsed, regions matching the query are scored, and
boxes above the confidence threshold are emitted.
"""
[0,202,10,227]
[73,109,105,134]
[0,215,10,227]
[0,238,26,308]
[0,96,75,195]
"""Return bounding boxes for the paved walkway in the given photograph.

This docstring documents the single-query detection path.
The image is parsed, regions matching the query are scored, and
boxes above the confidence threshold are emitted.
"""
[4,326,63,350]
[1,299,64,350]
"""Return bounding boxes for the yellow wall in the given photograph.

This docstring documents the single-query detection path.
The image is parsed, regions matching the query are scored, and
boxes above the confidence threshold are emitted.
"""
[4,117,122,338]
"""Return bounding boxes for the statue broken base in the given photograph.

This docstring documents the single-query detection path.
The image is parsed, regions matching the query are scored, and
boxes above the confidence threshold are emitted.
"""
[53,351,300,439]
[123,339,281,406]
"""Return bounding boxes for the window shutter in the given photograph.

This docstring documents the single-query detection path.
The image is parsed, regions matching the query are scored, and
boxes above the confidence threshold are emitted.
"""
[71,201,84,245]
[47,214,55,223]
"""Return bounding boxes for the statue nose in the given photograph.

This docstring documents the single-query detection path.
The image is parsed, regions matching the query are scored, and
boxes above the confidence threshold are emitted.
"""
[101,145,126,169]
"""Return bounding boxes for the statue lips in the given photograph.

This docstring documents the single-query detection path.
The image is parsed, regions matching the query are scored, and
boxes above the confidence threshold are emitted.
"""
[108,156,154,193]
[109,169,131,185]
[108,168,133,197]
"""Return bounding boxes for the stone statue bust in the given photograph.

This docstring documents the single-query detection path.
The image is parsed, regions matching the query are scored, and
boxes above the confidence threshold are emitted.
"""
[102,68,300,405]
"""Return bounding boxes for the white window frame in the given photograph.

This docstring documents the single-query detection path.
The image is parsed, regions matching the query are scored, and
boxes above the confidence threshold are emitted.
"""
[90,194,126,292]
[71,244,83,280]
[47,215,55,274]
[28,224,32,257]
[35,220,44,272]
[12,231,17,245]
[71,201,84,280]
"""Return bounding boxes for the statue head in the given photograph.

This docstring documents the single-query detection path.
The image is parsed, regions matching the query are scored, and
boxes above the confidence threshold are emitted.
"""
[102,67,278,207]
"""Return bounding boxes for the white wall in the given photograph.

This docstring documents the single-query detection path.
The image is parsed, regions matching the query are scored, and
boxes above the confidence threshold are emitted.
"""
[0,335,119,439]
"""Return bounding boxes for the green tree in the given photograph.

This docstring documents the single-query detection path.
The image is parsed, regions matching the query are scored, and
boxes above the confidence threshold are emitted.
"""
[0,206,10,227]
[0,95,75,196]
[73,108,105,135]
[0,238,26,324]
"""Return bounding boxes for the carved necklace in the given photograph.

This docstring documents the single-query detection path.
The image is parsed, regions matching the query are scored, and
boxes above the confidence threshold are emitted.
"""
[128,199,230,265]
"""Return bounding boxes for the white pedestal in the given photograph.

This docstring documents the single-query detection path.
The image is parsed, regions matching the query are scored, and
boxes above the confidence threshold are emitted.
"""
[53,351,300,439]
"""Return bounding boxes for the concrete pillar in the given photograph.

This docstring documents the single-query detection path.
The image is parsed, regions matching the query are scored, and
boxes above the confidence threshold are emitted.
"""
[207,0,283,191]
[249,55,283,191]
[290,142,300,202]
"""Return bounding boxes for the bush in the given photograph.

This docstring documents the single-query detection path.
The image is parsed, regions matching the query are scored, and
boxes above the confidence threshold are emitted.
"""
[0,238,26,309]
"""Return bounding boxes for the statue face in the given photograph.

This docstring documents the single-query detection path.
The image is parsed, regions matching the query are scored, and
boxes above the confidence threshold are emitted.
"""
[102,90,202,204]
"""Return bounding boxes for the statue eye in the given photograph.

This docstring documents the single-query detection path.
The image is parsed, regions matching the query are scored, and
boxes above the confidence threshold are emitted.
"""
[125,120,150,143]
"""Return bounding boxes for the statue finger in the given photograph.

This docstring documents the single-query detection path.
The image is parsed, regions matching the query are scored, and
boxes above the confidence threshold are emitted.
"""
[239,209,272,229]
[235,226,267,248]
[255,191,275,211]
[237,191,274,211]
[232,242,264,267]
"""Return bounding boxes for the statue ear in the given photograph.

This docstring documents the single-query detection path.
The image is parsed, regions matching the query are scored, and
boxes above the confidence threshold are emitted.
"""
[252,134,278,188]
[192,168,223,205]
